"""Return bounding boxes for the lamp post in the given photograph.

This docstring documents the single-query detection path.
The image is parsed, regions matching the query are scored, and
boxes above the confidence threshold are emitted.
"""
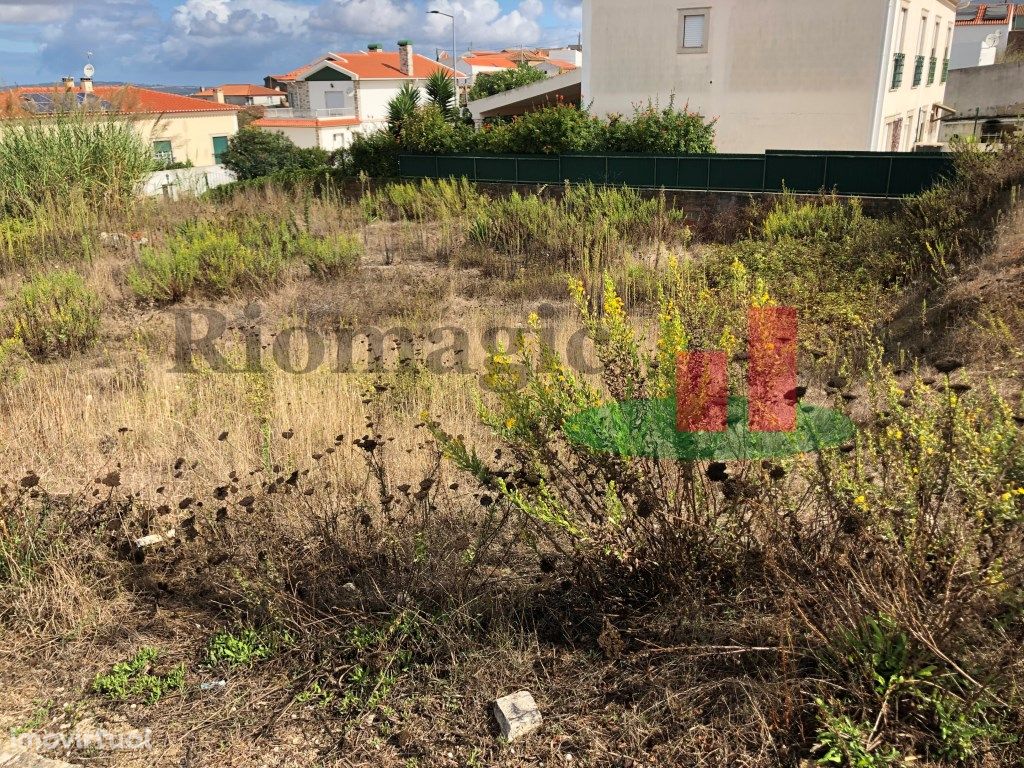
[428,9,457,83]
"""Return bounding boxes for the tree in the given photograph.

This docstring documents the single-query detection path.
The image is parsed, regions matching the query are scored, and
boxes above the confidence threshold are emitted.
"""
[426,71,457,121]
[387,83,421,135]
[220,128,329,180]
[468,65,546,101]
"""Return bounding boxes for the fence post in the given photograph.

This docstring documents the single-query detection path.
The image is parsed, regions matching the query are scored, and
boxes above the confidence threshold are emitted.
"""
[705,157,711,191]
[884,156,895,198]
[822,156,830,194]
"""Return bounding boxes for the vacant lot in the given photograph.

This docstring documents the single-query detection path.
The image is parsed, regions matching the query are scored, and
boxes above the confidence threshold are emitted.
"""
[1,164,1023,767]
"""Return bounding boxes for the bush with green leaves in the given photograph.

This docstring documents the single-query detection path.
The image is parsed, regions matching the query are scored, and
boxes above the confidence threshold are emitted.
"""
[468,64,547,100]
[127,222,288,302]
[221,127,330,181]
[301,233,363,279]
[3,269,101,359]
[603,100,717,154]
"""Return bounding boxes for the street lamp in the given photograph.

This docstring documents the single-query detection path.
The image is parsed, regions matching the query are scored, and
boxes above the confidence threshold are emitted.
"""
[428,9,457,83]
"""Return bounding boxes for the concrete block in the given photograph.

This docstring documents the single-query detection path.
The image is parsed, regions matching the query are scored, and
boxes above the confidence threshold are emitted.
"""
[493,690,542,741]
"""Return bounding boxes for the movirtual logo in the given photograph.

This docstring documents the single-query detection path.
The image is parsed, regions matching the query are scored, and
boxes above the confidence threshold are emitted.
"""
[565,307,855,460]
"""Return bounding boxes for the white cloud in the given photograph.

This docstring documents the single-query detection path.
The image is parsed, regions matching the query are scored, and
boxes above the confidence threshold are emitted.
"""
[309,0,412,35]
[0,2,68,23]
[552,0,579,23]
[424,0,543,50]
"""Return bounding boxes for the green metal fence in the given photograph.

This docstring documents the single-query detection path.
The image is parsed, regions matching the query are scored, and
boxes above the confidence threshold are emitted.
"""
[398,150,955,198]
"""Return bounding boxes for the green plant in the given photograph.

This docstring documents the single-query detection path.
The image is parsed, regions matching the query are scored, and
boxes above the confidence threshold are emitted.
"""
[425,71,457,120]
[468,64,546,100]
[92,647,186,704]
[206,626,290,667]
[301,233,363,279]
[127,222,288,302]
[0,109,152,217]
[220,127,330,181]
[387,83,422,135]
[4,269,101,359]
[602,99,717,154]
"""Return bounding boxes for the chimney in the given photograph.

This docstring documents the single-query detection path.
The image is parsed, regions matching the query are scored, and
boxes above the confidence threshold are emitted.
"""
[80,77,93,94]
[367,43,382,52]
[398,40,414,77]
[61,76,74,89]
[214,86,225,104]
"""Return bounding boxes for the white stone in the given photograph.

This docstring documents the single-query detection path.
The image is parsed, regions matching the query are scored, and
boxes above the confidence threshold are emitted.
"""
[493,690,542,741]
[134,529,175,548]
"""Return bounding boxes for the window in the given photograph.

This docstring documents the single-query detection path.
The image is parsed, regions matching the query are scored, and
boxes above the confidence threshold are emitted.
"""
[678,8,709,54]
[152,140,173,164]
[212,135,229,165]
[896,6,909,52]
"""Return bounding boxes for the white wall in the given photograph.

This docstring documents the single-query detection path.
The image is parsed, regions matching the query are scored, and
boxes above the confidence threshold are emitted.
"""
[356,79,430,122]
[262,125,320,148]
[142,165,236,199]
[950,26,1007,70]
[876,0,955,149]
[307,80,357,111]
[584,0,955,153]
[546,47,584,66]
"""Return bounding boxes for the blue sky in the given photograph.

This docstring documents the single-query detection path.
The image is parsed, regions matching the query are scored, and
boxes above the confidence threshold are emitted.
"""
[0,0,582,86]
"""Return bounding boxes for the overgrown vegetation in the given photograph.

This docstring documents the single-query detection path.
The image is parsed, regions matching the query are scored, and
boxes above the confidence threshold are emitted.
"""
[92,647,186,704]
[467,64,547,100]
[0,111,153,217]
[2,269,101,359]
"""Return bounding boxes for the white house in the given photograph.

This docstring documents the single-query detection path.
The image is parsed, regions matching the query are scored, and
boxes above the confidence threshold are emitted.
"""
[582,0,957,153]
[256,43,463,151]
[950,3,1021,70]
[192,84,287,108]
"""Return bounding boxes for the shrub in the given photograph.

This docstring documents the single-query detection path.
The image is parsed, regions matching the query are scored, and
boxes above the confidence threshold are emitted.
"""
[127,223,287,302]
[4,269,101,359]
[603,101,717,154]
[0,110,152,217]
[349,130,402,179]
[481,103,605,155]
[399,106,476,154]
[301,233,363,279]
[468,65,546,100]
[221,128,330,181]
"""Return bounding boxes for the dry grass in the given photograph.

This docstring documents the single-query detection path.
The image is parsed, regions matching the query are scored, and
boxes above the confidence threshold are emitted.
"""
[1,180,1022,768]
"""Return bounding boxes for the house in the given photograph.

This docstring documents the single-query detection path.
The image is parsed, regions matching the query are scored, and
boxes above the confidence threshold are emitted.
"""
[950,3,1023,70]
[256,42,463,151]
[582,0,957,153]
[462,47,582,82]
[939,60,1024,142]
[192,84,287,107]
[1,79,240,167]
[461,52,520,80]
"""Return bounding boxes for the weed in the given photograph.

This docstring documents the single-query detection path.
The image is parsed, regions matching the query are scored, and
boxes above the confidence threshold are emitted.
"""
[92,647,185,704]
[3,269,101,359]
[206,626,291,667]
[301,233,363,279]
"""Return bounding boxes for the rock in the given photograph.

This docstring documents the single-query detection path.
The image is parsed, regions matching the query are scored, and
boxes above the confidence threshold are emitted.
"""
[493,691,542,741]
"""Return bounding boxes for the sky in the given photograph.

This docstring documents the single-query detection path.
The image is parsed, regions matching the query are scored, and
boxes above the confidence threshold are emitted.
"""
[0,0,582,86]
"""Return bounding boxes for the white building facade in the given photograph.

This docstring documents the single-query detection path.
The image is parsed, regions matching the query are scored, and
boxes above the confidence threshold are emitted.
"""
[582,0,956,153]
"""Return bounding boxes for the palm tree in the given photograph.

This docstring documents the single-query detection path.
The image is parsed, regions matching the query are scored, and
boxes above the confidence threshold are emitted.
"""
[387,83,421,135]
[425,71,456,121]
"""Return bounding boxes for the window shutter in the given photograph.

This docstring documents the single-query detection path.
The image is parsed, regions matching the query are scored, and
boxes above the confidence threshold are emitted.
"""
[682,14,706,49]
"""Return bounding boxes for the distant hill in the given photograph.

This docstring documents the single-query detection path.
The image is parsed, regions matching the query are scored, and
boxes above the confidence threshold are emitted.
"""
[1,82,202,96]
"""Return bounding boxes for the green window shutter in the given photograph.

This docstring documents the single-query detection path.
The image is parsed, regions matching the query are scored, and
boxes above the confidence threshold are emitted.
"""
[152,140,173,164]
[927,56,938,85]
[941,58,950,83]
[212,136,229,165]
[891,53,906,89]
[913,55,925,87]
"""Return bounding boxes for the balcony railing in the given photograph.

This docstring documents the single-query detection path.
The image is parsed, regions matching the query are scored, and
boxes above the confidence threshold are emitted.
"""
[941,58,950,83]
[891,52,906,89]
[927,56,938,86]
[913,55,925,87]
[260,107,357,120]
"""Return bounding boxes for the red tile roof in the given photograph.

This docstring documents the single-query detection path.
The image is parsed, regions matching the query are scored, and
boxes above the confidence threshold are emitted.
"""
[2,85,241,114]
[193,84,284,98]
[543,59,579,72]
[253,116,360,128]
[956,3,1017,25]
[270,50,464,82]
[464,54,518,70]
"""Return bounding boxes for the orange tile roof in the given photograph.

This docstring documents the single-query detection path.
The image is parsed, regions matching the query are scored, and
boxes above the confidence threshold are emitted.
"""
[956,3,1017,25]
[464,54,518,69]
[543,59,579,71]
[193,84,284,97]
[271,50,464,82]
[253,116,361,128]
[3,85,241,114]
